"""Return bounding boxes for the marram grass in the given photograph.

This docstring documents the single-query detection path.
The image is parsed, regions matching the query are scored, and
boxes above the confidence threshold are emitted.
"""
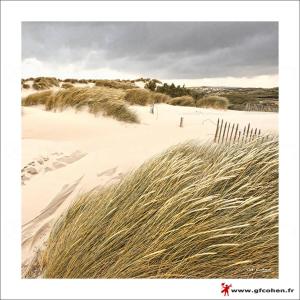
[39,139,278,278]
[22,87,139,123]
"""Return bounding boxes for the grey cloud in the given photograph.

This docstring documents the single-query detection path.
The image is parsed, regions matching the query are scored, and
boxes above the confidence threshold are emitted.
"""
[22,22,278,78]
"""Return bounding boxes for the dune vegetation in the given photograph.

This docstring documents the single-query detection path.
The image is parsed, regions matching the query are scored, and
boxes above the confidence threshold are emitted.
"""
[124,88,151,105]
[196,95,229,109]
[22,83,30,89]
[34,139,278,279]
[22,87,139,123]
[95,79,134,90]
[32,77,60,90]
[61,83,74,89]
[167,95,195,106]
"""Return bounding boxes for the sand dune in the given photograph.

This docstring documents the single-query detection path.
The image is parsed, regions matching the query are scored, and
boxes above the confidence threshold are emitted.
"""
[21,103,278,271]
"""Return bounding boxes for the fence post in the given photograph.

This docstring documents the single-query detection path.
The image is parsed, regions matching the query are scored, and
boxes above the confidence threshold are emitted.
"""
[214,118,220,142]
[225,123,231,143]
[221,122,227,144]
[253,128,257,140]
[241,126,246,144]
[233,124,239,144]
[150,103,154,114]
[218,119,224,143]
[229,123,235,144]
[249,128,253,141]
[179,117,183,128]
[245,123,250,142]
[237,131,241,143]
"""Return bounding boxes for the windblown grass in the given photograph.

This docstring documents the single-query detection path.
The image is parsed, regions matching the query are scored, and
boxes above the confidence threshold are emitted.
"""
[124,88,151,105]
[151,92,172,103]
[22,87,139,123]
[39,139,278,279]
[196,96,229,109]
[32,77,60,90]
[61,83,74,89]
[167,95,195,106]
[22,90,53,106]
[95,80,134,90]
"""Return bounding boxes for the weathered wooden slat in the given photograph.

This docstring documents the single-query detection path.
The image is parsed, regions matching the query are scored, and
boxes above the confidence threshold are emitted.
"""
[253,128,257,140]
[237,131,241,143]
[245,123,251,142]
[249,128,253,141]
[218,119,224,143]
[241,126,246,144]
[221,122,227,144]
[179,117,183,128]
[214,118,220,142]
[233,123,239,143]
[225,123,231,143]
[229,123,235,144]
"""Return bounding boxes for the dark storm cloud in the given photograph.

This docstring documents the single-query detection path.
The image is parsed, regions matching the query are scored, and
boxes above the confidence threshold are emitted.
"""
[22,22,278,78]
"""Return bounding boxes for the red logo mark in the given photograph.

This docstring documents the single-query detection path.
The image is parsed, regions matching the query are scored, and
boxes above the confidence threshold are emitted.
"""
[221,283,232,296]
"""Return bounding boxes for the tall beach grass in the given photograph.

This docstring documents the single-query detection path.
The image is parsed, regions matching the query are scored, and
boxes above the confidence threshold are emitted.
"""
[38,139,278,279]
[22,87,139,123]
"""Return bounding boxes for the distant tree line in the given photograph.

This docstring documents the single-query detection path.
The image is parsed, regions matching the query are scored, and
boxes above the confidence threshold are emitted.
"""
[145,79,204,100]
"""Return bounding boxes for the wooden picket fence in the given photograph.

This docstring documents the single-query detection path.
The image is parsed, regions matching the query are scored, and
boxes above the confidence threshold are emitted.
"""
[213,118,268,144]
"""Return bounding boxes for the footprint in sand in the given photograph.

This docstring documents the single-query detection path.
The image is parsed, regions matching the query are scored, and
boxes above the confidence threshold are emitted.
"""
[21,151,87,185]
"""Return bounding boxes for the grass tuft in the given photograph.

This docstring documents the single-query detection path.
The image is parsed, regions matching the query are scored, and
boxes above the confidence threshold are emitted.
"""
[61,83,74,89]
[22,87,139,123]
[39,139,278,279]
[124,89,152,105]
[32,77,60,90]
[196,96,229,109]
[167,96,195,106]
[95,80,134,90]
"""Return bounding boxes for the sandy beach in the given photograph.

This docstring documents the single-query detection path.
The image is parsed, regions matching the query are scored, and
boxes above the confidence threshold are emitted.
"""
[21,95,278,269]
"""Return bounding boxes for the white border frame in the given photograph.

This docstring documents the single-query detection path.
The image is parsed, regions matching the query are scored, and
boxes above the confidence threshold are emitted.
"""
[1,1,299,299]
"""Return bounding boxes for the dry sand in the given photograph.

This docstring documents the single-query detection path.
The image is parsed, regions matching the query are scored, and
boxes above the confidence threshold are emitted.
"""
[21,96,278,272]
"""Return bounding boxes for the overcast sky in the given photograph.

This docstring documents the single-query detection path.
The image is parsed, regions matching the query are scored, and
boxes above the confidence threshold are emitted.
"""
[22,22,278,87]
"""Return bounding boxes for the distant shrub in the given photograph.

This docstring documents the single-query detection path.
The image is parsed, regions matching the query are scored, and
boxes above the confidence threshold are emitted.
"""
[144,79,162,91]
[78,79,88,84]
[167,96,195,106]
[196,96,229,109]
[22,87,138,123]
[22,83,30,89]
[95,80,134,90]
[124,89,151,105]
[61,83,74,89]
[156,83,191,98]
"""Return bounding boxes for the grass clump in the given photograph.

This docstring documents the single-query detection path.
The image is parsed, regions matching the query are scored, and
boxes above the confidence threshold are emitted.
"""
[196,96,229,109]
[39,139,278,279]
[78,79,88,84]
[22,87,139,123]
[151,92,171,103]
[22,83,30,89]
[124,88,151,105]
[22,90,53,106]
[61,83,74,89]
[32,77,60,90]
[167,95,195,106]
[63,78,78,84]
[95,80,134,90]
